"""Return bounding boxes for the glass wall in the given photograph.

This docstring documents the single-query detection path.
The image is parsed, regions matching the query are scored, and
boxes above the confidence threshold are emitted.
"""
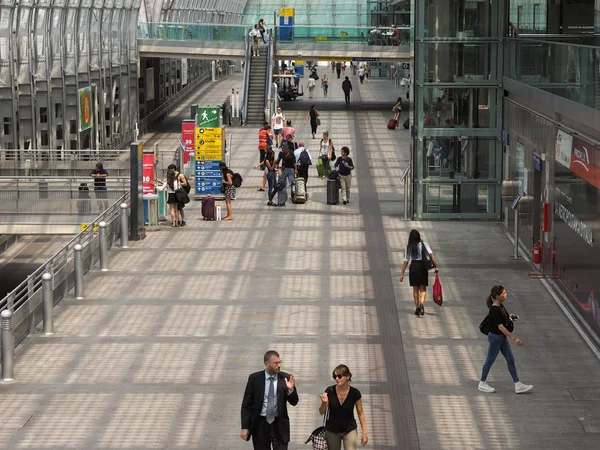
[413,0,504,219]
[504,99,600,339]
[242,0,369,26]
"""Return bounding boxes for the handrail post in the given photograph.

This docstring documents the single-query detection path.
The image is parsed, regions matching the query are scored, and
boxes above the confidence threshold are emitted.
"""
[74,244,84,299]
[42,273,54,335]
[99,221,109,271]
[120,203,129,248]
[1,310,15,382]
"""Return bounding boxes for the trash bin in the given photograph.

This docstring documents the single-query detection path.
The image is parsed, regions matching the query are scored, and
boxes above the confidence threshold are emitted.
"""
[143,193,160,229]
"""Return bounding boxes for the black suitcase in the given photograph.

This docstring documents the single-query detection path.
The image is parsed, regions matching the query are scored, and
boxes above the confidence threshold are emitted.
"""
[201,196,215,220]
[403,118,409,129]
[327,178,339,205]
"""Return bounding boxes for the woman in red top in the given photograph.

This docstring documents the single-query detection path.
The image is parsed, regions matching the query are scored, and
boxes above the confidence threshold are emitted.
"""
[257,124,273,191]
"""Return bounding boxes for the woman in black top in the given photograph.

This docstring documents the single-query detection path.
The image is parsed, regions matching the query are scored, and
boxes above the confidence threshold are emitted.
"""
[264,148,278,206]
[219,162,235,221]
[304,104,319,139]
[319,365,368,449]
[479,285,533,394]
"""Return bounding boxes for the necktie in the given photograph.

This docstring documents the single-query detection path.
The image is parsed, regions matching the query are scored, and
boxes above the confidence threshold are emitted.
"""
[266,376,275,424]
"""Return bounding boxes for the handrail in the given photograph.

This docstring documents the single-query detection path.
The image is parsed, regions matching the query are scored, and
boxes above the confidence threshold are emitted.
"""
[0,192,130,348]
[264,36,275,123]
[505,36,600,50]
[241,36,252,125]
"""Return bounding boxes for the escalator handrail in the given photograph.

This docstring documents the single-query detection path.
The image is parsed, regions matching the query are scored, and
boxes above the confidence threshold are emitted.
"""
[241,35,252,125]
[264,36,275,123]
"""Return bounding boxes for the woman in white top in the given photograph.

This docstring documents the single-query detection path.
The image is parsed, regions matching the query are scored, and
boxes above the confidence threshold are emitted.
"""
[399,229,439,316]
[156,169,183,227]
[319,131,334,178]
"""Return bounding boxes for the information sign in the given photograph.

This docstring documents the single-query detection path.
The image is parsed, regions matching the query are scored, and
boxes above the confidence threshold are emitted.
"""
[195,160,223,195]
[352,57,380,62]
[142,153,155,195]
[280,8,294,17]
[197,106,221,128]
[196,127,223,139]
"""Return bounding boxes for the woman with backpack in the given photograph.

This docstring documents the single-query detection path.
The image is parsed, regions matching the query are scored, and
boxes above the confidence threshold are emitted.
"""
[219,162,235,221]
[167,164,189,226]
[155,168,184,227]
[399,229,439,316]
[479,285,533,394]
[304,105,319,139]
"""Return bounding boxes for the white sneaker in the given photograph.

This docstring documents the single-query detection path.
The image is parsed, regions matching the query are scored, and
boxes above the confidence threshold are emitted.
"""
[515,382,533,394]
[478,381,495,393]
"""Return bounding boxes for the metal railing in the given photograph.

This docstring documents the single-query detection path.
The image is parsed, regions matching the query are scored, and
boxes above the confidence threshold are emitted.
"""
[0,177,129,215]
[0,193,130,350]
[138,23,250,42]
[274,25,411,46]
[241,35,252,125]
[0,149,129,163]
[264,36,275,123]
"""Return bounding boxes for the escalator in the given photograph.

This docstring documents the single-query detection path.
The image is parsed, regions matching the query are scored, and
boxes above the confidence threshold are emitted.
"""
[242,37,273,125]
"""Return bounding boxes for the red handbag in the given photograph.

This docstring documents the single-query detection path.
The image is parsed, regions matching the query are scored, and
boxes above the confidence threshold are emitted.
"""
[433,272,443,306]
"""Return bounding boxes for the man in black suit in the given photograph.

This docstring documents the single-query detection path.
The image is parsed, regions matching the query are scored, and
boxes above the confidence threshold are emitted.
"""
[241,350,298,449]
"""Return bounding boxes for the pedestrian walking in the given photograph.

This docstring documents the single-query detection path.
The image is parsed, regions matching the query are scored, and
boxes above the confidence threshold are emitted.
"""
[318,131,335,178]
[335,61,342,78]
[275,142,297,206]
[358,66,365,84]
[342,76,352,106]
[322,74,329,97]
[334,146,354,204]
[241,350,298,449]
[294,141,312,194]
[393,96,402,122]
[307,76,316,99]
[319,364,368,449]
[399,229,439,316]
[304,105,320,139]
[331,61,335,73]
[271,106,285,147]
[265,148,279,206]
[478,285,534,394]
[219,162,235,220]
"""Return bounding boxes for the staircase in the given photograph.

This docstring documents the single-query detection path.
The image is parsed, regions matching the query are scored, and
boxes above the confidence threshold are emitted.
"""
[246,53,268,125]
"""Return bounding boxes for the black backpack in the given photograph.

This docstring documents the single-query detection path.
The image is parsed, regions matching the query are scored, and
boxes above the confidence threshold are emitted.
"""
[232,172,243,188]
[298,149,311,166]
[180,173,191,194]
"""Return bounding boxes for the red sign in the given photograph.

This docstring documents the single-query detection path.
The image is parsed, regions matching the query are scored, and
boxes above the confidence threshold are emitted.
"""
[142,153,155,195]
[570,137,600,190]
[182,120,195,164]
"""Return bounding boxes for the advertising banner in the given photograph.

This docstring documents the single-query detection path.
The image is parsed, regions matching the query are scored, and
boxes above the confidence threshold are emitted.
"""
[142,153,155,195]
[78,86,93,132]
[555,130,600,189]
[182,120,195,164]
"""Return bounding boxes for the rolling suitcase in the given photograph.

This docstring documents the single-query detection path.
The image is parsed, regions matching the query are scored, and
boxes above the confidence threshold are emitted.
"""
[277,175,288,205]
[293,177,306,204]
[201,195,216,220]
[387,118,398,130]
[327,178,339,205]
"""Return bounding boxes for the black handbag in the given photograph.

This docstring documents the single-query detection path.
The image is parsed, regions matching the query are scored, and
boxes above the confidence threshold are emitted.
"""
[421,242,435,271]
[175,188,190,204]
[305,402,329,450]
[479,315,491,335]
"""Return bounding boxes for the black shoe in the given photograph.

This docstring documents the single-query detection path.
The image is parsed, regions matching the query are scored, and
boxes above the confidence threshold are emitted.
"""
[278,203,286,207]
[415,307,420,316]
[180,221,186,226]
[419,304,425,316]
[343,201,348,204]
[267,201,275,206]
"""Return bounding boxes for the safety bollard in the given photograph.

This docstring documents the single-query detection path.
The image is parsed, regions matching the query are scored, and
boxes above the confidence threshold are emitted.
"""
[74,244,84,299]
[120,203,129,248]
[99,221,109,271]
[42,272,54,335]
[1,310,15,382]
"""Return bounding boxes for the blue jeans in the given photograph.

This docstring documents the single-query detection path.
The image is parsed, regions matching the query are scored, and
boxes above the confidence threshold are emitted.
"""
[281,167,295,197]
[481,332,519,383]
[267,171,276,202]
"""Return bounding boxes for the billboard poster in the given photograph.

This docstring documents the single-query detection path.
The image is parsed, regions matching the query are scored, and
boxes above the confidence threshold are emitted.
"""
[182,120,195,164]
[78,86,93,132]
[142,153,155,195]
[554,130,600,189]
[181,58,188,85]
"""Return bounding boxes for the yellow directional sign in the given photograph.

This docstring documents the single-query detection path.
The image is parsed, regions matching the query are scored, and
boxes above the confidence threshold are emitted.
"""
[195,149,223,160]
[196,138,223,150]
[280,8,294,17]
[195,127,224,139]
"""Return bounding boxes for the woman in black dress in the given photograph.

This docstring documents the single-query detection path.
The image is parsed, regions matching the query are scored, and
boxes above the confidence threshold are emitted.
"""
[399,229,439,316]
[319,365,368,449]
[304,104,319,139]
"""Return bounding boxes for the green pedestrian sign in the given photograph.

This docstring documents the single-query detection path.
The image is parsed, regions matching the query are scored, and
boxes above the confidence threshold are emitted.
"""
[197,106,221,128]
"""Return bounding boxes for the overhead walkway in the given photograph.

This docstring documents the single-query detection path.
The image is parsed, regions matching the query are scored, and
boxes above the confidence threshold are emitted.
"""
[2,76,600,449]
[137,23,412,62]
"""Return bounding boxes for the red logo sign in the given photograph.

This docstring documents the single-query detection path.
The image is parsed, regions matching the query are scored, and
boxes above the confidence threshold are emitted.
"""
[142,153,155,195]
[570,137,600,190]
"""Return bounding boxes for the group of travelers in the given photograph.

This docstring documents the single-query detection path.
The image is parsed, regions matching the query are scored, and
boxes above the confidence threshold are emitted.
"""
[400,228,534,395]
[155,164,189,227]
[255,106,355,207]
[241,350,368,450]
[249,19,271,57]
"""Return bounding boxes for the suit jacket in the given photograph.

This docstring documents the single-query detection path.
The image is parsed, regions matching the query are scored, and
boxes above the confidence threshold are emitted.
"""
[241,370,299,443]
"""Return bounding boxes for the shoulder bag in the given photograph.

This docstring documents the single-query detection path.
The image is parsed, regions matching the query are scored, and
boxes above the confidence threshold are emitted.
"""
[421,242,435,271]
[305,390,330,450]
